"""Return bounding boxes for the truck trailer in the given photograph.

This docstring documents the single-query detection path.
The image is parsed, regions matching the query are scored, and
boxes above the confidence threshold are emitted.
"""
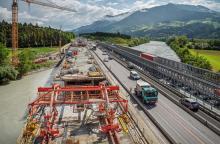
[135,80,158,104]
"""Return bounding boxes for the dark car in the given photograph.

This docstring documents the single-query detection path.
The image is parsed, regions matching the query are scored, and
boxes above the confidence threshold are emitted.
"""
[108,55,113,60]
[127,62,134,69]
[179,98,199,111]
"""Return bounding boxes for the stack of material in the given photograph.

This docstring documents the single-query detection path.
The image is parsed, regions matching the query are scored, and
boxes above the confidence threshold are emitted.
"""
[88,66,103,77]
[62,74,105,82]
[60,68,79,76]
[88,72,101,77]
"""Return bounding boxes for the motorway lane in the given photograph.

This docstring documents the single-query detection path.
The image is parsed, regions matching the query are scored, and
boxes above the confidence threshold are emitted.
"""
[96,48,220,144]
[93,51,169,144]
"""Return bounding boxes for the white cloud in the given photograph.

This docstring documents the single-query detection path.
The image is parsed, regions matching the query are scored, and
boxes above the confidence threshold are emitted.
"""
[106,2,119,6]
[0,7,11,21]
[179,0,220,10]
[152,0,220,11]
[132,0,159,10]
[0,0,220,30]
[0,6,46,25]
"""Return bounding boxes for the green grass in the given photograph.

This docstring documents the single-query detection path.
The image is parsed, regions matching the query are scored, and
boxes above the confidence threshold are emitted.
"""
[189,49,220,72]
[10,47,59,58]
[22,47,58,55]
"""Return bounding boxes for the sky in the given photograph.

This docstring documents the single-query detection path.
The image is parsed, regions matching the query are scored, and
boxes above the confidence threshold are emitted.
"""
[0,0,220,30]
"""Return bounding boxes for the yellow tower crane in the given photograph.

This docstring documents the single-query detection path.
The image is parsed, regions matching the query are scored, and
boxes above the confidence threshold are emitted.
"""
[11,0,76,65]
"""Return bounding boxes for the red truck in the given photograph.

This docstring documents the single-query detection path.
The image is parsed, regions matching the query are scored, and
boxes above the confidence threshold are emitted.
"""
[140,53,157,61]
[215,89,220,96]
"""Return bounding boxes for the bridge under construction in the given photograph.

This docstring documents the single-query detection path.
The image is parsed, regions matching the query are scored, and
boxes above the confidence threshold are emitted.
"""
[16,39,220,144]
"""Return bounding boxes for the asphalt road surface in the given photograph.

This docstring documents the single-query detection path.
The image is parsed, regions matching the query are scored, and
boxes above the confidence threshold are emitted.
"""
[95,48,220,144]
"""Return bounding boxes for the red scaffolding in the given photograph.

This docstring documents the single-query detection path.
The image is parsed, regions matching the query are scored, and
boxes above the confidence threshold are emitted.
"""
[27,83,128,144]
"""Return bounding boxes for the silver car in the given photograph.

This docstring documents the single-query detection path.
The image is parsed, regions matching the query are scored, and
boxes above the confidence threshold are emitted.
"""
[130,70,140,80]
[103,58,109,62]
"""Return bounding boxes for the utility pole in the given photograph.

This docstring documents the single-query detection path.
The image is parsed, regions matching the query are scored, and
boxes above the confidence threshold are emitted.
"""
[12,0,18,66]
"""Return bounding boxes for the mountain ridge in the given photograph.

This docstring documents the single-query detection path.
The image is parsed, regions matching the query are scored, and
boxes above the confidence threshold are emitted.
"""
[73,3,220,38]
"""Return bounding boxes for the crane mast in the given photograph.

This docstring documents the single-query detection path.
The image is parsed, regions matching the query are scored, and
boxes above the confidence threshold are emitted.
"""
[12,0,18,66]
[11,0,76,65]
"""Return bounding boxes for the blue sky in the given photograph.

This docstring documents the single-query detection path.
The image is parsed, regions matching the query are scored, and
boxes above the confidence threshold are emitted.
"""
[0,0,220,30]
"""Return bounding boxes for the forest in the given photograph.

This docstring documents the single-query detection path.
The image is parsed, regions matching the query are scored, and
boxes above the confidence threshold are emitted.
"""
[167,36,212,70]
[0,21,75,84]
[187,39,220,50]
[81,32,149,47]
[0,20,75,48]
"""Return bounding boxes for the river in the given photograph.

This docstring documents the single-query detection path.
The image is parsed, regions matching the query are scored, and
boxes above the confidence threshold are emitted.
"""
[0,68,57,144]
[131,41,180,62]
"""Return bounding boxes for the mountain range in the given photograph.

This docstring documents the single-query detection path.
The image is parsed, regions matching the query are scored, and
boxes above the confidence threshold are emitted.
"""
[73,3,220,38]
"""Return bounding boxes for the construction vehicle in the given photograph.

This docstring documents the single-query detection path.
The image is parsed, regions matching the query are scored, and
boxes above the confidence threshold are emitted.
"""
[135,80,158,104]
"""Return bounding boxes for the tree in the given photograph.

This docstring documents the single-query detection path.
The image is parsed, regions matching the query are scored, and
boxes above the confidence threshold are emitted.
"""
[0,66,18,83]
[0,43,18,83]
[0,43,9,65]
[0,21,75,48]
[194,56,212,70]
[17,49,34,76]
[177,36,188,48]
[167,36,213,71]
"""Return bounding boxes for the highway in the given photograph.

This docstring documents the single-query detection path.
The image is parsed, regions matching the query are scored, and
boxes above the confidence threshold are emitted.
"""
[95,48,220,144]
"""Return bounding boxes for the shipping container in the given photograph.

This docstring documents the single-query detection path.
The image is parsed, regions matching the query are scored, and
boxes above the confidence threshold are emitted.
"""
[140,53,157,61]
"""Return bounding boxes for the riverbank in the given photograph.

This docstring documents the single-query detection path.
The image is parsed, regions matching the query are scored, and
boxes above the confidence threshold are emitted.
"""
[25,61,57,76]
[131,41,180,62]
[0,68,55,144]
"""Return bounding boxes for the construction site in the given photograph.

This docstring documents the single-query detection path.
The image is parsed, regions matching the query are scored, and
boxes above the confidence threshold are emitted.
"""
[2,1,220,144]
[17,39,148,144]
[8,1,149,144]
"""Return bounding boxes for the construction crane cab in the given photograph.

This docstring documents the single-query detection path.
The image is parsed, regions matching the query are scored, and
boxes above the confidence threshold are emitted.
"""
[135,80,158,104]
